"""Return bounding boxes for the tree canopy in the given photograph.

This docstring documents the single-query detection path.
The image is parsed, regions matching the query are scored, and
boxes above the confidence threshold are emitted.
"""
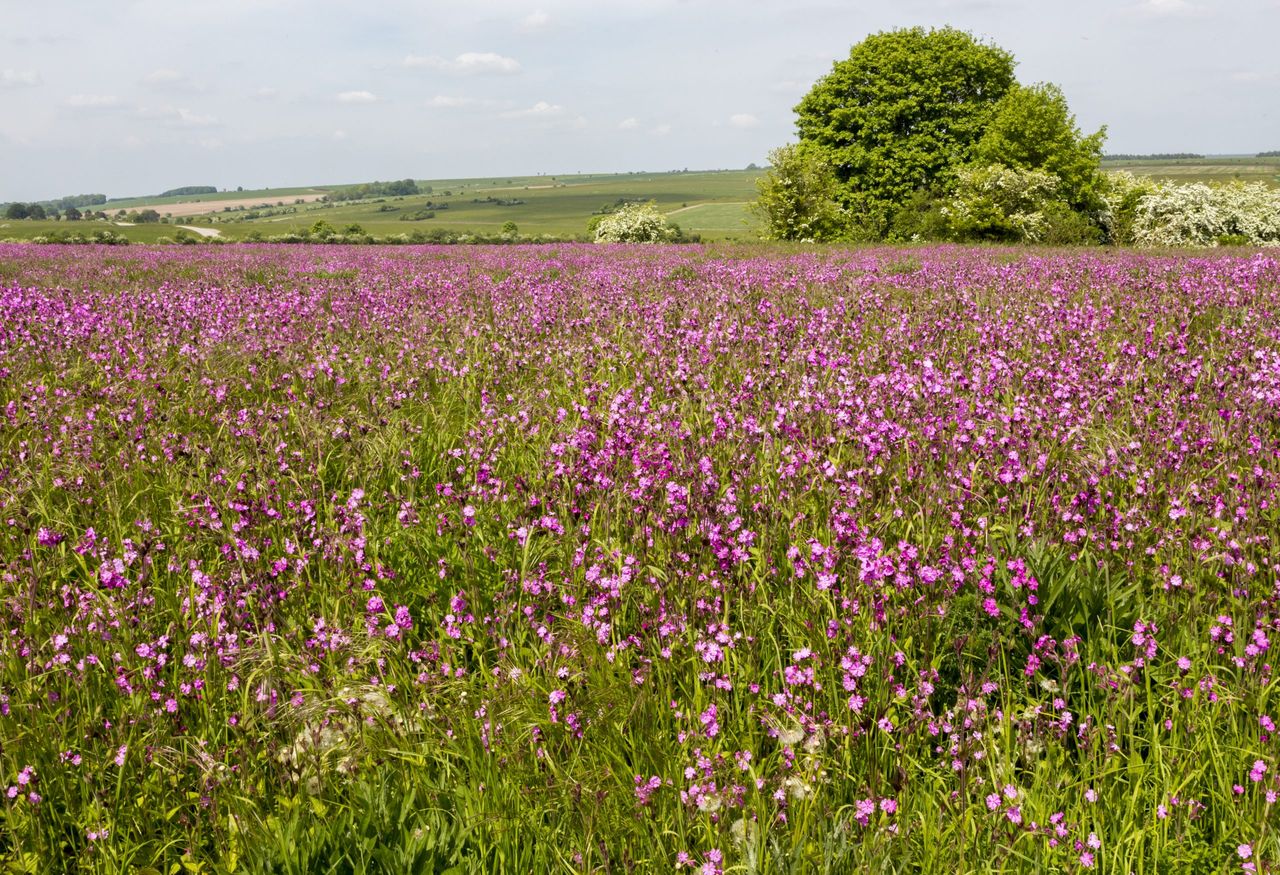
[971,83,1106,213]
[793,26,1017,235]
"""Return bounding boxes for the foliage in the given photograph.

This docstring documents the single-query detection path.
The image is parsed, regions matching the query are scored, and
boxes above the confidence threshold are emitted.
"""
[885,188,950,242]
[1100,170,1159,245]
[794,26,1017,235]
[942,163,1065,242]
[972,83,1107,214]
[752,144,849,241]
[591,202,682,243]
[324,179,420,203]
[158,186,218,197]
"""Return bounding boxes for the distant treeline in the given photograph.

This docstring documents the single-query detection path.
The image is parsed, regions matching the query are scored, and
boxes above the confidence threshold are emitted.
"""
[1,193,108,215]
[4,202,109,220]
[1102,153,1204,161]
[1258,151,1280,158]
[158,186,218,197]
[324,179,422,203]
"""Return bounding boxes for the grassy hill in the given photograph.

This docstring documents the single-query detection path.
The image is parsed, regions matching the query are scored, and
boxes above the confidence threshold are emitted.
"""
[216,169,762,240]
[1101,155,1280,184]
[5,158,1277,244]
[1,170,763,242]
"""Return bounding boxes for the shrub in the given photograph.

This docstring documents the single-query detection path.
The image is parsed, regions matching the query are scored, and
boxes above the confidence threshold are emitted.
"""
[1131,181,1280,248]
[753,144,849,241]
[942,163,1067,242]
[592,203,682,243]
[1100,171,1159,246]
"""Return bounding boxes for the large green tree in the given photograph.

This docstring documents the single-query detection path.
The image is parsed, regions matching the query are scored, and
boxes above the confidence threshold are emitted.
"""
[794,26,1017,235]
[972,83,1106,213]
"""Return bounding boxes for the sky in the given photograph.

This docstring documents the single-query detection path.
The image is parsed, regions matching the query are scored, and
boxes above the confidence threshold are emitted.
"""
[2,0,1278,202]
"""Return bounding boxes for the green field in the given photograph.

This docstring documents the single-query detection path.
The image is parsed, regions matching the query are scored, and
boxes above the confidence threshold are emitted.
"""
[2,170,765,242]
[6,159,1278,245]
[1101,155,1280,184]
[223,169,763,240]
[0,220,187,243]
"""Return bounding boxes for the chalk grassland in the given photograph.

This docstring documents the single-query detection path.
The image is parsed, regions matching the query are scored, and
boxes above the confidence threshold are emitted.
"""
[117,193,331,219]
[2,171,764,242]
[5,158,1277,244]
[225,169,763,239]
[1,245,1277,874]
[0,221,179,243]
[1102,155,1280,184]
[101,187,329,210]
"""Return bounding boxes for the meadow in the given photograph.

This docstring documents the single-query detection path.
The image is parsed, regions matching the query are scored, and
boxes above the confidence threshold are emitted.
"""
[1,243,1278,873]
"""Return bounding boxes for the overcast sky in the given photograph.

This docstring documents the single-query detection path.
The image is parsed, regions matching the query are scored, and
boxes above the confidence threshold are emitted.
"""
[2,0,1277,201]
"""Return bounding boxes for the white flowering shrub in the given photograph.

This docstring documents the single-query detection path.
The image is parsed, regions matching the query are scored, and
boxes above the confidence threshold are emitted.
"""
[592,203,682,243]
[1099,170,1158,245]
[1130,180,1280,248]
[943,164,1064,242]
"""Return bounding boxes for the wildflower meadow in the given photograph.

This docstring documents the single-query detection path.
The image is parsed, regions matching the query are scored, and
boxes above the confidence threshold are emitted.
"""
[1,243,1277,872]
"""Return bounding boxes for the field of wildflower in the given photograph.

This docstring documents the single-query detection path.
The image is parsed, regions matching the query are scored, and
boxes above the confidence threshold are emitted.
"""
[1,243,1278,873]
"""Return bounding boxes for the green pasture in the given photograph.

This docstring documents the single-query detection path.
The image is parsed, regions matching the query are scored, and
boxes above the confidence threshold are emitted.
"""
[1103,155,1280,184]
[0,220,186,243]
[106,169,765,240]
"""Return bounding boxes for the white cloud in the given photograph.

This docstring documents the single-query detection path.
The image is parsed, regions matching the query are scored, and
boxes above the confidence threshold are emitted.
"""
[769,79,811,96]
[404,52,521,75]
[336,90,377,103]
[252,86,279,100]
[502,101,586,128]
[332,129,348,140]
[618,117,640,130]
[144,68,184,84]
[503,100,565,118]
[1,69,40,87]
[65,94,122,108]
[1136,0,1201,16]
[1230,70,1275,83]
[729,113,760,129]
[521,10,551,31]
[137,106,220,127]
[651,123,672,136]
[428,95,478,108]
[141,68,198,91]
[142,68,204,93]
